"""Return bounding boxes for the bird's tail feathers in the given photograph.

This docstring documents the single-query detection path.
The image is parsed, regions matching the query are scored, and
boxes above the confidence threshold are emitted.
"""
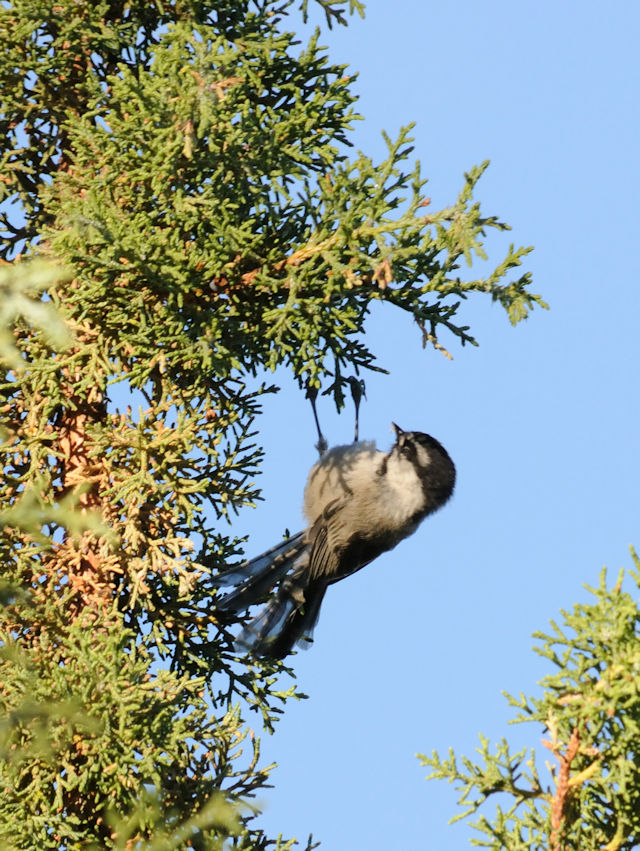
[235,579,327,658]
[215,532,305,612]
[234,591,297,655]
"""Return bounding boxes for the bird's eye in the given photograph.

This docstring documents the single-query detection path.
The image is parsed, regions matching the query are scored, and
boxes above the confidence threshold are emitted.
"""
[402,440,417,459]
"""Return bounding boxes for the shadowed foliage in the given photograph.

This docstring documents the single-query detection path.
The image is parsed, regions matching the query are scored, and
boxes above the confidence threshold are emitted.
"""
[0,1,542,846]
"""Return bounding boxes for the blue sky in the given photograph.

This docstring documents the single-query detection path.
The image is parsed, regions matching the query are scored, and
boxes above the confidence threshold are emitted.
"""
[228,2,640,848]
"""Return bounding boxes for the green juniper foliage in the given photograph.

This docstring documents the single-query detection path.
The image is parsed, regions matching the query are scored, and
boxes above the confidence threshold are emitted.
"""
[1,0,543,847]
[421,553,640,851]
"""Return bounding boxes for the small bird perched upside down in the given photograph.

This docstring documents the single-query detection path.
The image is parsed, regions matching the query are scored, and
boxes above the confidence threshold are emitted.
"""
[216,423,456,658]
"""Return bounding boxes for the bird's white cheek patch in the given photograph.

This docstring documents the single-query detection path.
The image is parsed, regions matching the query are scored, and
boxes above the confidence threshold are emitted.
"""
[384,459,426,520]
[414,443,433,469]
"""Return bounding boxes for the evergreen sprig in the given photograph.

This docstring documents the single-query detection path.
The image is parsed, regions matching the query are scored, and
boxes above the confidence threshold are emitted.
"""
[421,552,640,850]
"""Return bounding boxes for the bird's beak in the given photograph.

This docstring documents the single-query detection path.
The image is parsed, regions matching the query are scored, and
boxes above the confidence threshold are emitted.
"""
[392,422,406,447]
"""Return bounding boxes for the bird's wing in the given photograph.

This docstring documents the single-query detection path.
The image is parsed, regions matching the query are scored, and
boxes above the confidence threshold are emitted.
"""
[306,498,345,582]
[215,531,305,612]
[307,522,331,581]
[307,502,383,585]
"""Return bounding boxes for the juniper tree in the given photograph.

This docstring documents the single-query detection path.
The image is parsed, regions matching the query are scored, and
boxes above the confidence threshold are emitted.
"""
[0,1,544,847]
[421,553,640,851]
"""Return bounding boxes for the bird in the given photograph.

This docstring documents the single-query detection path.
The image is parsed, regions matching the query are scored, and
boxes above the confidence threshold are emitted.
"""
[215,423,456,658]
